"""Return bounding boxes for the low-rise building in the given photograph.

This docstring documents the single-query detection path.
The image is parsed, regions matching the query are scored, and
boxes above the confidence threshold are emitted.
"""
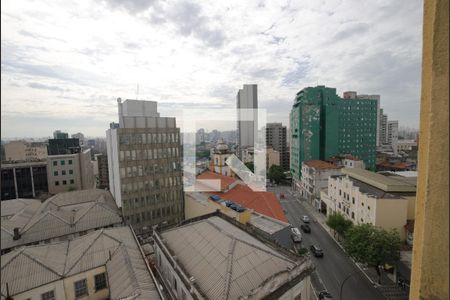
[320,168,416,240]
[152,213,314,300]
[266,146,280,169]
[4,141,48,162]
[0,160,49,200]
[0,226,163,300]
[326,154,366,169]
[47,149,94,194]
[1,189,122,254]
[300,160,342,211]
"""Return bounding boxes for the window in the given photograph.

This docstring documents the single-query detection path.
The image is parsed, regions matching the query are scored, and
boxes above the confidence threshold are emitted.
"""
[68,160,73,165]
[69,170,73,175]
[95,272,108,291]
[70,179,74,184]
[351,212,355,219]
[53,161,57,166]
[54,171,58,176]
[55,181,59,186]
[62,170,66,175]
[352,197,355,204]
[41,290,55,300]
[61,160,65,165]
[62,180,67,185]
[74,279,88,298]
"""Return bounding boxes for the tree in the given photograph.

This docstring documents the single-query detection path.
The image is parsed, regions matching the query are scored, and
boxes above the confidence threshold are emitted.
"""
[326,213,353,239]
[267,165,286,184]
[244,162,254,173]
[344,224,402,284]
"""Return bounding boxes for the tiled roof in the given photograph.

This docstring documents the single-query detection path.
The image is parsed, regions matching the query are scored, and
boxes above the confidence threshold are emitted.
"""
[304,160,340,170]
[159,216,312,300]
[197,171,237,191]
[0,226,161,299]
[211,184,288,222]
[1,189,122,251]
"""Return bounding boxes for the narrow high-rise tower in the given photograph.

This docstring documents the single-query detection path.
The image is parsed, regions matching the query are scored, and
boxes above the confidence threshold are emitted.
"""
[236,84,258,159]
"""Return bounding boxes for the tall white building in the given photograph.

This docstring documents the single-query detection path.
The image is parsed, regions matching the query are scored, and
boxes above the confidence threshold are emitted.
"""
[237,84,258,159]
[387,120,399,155]
[106,99,184,233]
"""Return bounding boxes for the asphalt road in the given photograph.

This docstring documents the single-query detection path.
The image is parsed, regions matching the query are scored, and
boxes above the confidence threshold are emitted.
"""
[270,185,384,300]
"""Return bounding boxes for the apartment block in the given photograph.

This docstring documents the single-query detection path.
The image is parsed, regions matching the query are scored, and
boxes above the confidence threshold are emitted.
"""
[266,123,289,170]
[290,86,377,189]
[237,84,258,159]
[96,153,109,189]
[300,160,342,210]
[106,99,184,233]
[4,140,47,161]
[0,160,48,200]
[47,149,94,194]
[320,168,416,240]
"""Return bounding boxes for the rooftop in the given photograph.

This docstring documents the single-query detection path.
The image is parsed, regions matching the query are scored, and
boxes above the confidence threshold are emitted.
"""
[1,189,122,251]
[1,199,42,219]
[304,160,341,170]
[157,215,313,300]
[342,168,416,193]
[1,226,161,299]
[197,171,237,191]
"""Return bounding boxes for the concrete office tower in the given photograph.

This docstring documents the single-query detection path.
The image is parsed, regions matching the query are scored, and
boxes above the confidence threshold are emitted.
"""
[106,99,183,233]
[53,130,69,139]
[266,123,289,170]
[237,84,258,159]
[387,120,399,155]
[379,108,388,146]
[290,86,377,189]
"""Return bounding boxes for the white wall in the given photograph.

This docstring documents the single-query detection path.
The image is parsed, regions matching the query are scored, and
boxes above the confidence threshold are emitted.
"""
[106,129,121,208]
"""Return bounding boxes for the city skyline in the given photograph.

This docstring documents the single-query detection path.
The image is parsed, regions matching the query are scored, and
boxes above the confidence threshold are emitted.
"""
[2,0,422,138]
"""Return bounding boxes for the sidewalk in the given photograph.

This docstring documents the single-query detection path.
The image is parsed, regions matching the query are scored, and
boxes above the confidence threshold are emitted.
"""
[289,191,409,300]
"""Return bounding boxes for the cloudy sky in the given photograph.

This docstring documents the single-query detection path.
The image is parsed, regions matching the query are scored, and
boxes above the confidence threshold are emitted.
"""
[1,0,423,138]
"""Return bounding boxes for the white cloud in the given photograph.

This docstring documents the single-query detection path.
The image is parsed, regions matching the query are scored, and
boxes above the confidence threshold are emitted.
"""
[1,0,423,137]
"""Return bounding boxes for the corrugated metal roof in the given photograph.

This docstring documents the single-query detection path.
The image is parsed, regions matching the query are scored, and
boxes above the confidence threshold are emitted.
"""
[1,199,41,219]
[1,189,122,251]
[1,226,161,299]
[160,216,309,299]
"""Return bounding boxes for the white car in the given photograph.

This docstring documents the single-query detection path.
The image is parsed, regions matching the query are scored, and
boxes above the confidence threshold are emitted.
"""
[291,227,302,243]
[302,215,310,223]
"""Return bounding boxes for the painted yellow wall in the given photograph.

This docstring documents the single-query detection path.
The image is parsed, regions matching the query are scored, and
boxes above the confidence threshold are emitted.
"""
[410,0,449,298]
[375,198,408,240]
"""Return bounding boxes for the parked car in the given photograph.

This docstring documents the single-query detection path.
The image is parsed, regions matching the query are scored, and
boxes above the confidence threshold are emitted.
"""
[318,291,333,299]
[291,227,302,243]
[310,245,324,257]
[300,224,311,233]
[302,215,310,223]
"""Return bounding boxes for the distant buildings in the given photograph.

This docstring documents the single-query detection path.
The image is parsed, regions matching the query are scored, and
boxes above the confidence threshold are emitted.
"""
[290,86,377,190]
[106,99,184,233]
[71,132,85,146]
[266,123,289,170]
[4,140,47,161]
[237,84,258,159]
[1,226,162,300]
[47,149,94,194]
[0,189,122,254]
[48,138,81,155]
[379,108,399,154]
[53,129,69,139]
[153,213,314,300]
[266,146,280,169]
[320,168,416,240]
[0,160,49,200]
[96,153,109,189]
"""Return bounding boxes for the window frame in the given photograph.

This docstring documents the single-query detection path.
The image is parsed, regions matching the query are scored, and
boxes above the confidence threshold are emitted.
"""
[41,290,55,300]
[94,272,108,291]
[74,278,88,298]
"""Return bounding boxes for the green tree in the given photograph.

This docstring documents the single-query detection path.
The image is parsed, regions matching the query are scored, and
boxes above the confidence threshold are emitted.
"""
[344,224,402,284]
[326,213,353,239]
[267,165,286,184]
[244,162,254,173]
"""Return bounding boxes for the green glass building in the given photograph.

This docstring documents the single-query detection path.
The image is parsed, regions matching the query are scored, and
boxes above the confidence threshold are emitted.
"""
[290,86,377,182]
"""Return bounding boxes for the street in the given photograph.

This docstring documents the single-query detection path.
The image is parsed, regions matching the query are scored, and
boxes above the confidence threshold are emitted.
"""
[269,185,384,300]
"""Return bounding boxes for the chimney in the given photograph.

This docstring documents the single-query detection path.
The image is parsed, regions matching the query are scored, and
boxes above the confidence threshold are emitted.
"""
[13,228,21,240]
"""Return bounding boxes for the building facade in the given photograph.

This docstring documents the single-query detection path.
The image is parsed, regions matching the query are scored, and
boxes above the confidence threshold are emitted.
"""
[290,86,377,189]
[210,139,233,176]
[300,160,342,211]
[266,146,280,169]
[106,99,184,233]
[47,149,94,194]
[237,84,258,159]
[96,153,109,189]
[53,130,69,139]
[320,168,416,240]
[0,160,49,200]
[4,141,48,162]
[266,123,289,170]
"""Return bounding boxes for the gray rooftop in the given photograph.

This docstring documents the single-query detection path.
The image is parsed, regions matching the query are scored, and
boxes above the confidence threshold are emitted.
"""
[159,216,313,299]
[1,189,122,251]
[1,199,42,219]
[1,226,161,299]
